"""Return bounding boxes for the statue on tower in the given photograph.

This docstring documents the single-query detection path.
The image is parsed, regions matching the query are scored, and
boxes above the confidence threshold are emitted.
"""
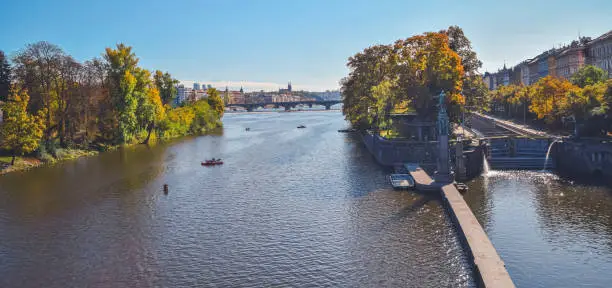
[437,91,449,136]
[434,90,454,183]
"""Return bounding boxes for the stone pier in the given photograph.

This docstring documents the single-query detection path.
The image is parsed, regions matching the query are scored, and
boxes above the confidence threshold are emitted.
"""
[407,165,515,288]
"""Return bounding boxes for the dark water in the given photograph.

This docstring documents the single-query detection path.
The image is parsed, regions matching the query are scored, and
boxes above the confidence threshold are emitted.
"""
[0,111,473,288]
[465,170,612,287]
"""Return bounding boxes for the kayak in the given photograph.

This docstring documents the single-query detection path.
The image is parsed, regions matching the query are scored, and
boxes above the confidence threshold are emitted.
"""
[202,160,223,166]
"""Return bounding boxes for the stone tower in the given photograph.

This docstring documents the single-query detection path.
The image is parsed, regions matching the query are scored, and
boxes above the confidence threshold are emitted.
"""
[433,91,455,183]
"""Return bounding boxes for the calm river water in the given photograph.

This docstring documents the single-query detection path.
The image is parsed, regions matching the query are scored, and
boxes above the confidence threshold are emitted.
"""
[0,111,473,287]
[465,170,612,288]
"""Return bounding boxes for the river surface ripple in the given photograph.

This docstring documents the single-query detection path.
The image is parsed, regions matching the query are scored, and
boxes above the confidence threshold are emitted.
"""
[0,111,473,287]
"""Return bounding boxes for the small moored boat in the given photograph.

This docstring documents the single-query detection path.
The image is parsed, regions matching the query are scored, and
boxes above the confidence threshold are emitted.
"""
[388,174,415,190]
[337,128,357,133]
[455,183,469,193]
[202,159,223,166]
[297,125,306,129]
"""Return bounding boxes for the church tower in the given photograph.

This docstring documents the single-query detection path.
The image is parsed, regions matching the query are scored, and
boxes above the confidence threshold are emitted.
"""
[288,81,292,92]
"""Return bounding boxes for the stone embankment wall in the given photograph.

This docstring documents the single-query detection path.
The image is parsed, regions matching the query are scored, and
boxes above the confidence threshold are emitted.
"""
[361,132,438,170]
[362,132,484,179]
[556,140,612,182]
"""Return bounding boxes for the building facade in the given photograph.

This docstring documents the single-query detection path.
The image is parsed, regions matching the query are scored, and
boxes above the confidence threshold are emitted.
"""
[547,53,557,77]
[587,30,612,77]
[537,55,549,79]
[528,58,540,84]
[176,85,193,104]
[556,46,586,80]
[520,62,530,85]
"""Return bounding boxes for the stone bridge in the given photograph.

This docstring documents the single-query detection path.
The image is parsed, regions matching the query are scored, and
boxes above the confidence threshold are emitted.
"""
[227,100,342,111]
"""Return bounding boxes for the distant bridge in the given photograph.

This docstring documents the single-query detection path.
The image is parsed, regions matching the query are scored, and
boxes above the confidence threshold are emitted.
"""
[227,100,342,111]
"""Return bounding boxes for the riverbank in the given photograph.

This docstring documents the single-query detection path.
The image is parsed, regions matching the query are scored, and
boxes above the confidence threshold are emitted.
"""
[0,122,223,175]
[0,149,98,175]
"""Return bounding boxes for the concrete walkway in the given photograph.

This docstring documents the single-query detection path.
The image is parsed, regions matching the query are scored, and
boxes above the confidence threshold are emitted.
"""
[474,113,552,138]
[406,164,515,288]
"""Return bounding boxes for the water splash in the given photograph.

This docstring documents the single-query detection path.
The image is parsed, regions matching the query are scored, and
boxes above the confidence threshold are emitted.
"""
[482,156,490,176]
[543,139,561,171]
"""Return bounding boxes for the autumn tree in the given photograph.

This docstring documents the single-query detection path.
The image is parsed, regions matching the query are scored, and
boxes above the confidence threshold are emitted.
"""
[440,26,486,113]
[0,88,46,165]
[12,41,64,143]
[0,50,10,102]
[394,32,464,121]
[104,44,140,144]
[570,65,608,88]
[440,26,482,75]
[207,88,225,117]
[342,31,465,130]
[154,70,178,105]
[529,76,578,125]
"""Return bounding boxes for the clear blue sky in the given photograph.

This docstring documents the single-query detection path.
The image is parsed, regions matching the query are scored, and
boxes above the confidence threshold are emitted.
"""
[1,0,610,91]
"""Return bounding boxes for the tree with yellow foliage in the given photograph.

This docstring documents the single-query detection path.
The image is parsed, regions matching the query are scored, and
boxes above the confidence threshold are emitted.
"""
[0,88,46,165]
[528,76,578,125]
[341,31,466,129]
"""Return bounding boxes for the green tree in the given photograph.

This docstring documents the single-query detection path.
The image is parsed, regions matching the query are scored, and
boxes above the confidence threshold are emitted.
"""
[0,88,46,165]
[154,70,178,105]
[12,41,64,143]
[104,44,140,144]
[207,88,224,117]
[440,25,482,75]
[341,44,395,128]
[440,26,487,113]
[190,99,218,133]
[0,50,10,102]
[136,80,165,144]
[570,65,608,88]
[394,32,465,121]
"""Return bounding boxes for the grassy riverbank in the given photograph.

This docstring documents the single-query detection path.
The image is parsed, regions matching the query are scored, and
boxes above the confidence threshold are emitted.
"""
[0,149,98,175]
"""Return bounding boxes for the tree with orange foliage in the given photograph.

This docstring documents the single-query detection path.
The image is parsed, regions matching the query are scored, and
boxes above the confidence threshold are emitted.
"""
[342,31,466,128]
[394,32,465,121]
[528,76,579,125]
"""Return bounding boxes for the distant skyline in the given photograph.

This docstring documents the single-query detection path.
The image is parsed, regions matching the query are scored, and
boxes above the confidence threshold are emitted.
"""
[178,80,330,93]
[1,0,611,91]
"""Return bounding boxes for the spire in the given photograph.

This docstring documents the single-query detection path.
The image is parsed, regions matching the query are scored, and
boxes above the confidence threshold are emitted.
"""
[288,81,292,92]
[240,86,244,93]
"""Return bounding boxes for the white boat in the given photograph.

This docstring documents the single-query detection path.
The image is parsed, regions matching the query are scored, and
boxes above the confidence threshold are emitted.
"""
[388,174,415,189]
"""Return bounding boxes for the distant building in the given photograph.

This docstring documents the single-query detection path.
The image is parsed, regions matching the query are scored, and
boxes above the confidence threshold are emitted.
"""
[556,46,586,80]
[227,89,245,104]
[528,58,540,84]
[538,55,549,79]
[483,72,493,90]
[279,82,292,94]
[193,83,201,90]
[175,85,193,104]
[194,89,208,100]
[316,90,341,100]
[520,62,530,85]
[586,30,612,77]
